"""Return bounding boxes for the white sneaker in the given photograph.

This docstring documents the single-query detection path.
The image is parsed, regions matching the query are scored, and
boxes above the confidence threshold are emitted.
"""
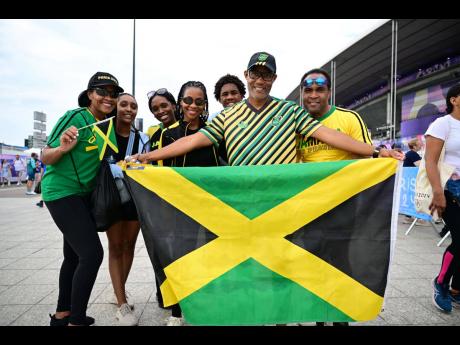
[25,191,36,195]
[165,316,184,326]
[110,291,134,310]
[115,303,138,326]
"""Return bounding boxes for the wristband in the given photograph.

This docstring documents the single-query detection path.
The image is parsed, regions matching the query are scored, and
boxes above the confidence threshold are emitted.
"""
[372,147,381,158]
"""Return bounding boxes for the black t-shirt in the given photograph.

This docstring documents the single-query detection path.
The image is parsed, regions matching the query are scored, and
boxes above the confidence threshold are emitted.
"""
[161,120,219,167]
[114,132,140,162]
[403,150,421,167]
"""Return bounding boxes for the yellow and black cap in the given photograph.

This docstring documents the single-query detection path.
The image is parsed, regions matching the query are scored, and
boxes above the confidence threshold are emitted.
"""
[247,52,276,74]
[78,71,124,107]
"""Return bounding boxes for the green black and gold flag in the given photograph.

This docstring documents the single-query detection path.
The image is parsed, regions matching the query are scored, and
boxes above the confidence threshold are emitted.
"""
[125,159,399,325]
[92,117,118,160]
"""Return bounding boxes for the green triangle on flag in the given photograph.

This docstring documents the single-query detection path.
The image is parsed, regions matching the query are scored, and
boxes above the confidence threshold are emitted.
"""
[173,160,354,219]
[92,117,118,160]
[178,258,353,325]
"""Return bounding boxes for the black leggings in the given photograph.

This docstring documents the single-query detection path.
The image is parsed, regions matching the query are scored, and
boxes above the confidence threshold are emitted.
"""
[438,190,460,290]
[45,194,104,325]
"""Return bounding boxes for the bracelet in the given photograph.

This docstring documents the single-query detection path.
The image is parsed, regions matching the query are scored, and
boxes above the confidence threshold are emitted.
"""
[372,147,381,158]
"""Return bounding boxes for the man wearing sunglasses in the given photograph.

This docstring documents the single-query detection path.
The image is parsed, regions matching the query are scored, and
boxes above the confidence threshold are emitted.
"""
[297,68,400,327]
[296,68,373,163]
[130,52,404,165]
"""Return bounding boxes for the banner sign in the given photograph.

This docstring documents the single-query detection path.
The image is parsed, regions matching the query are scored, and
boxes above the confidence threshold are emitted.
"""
[399,167,431,220]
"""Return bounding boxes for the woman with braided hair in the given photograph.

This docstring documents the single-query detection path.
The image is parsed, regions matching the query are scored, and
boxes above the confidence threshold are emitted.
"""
[158,81,219,168]
[156,81,219,326]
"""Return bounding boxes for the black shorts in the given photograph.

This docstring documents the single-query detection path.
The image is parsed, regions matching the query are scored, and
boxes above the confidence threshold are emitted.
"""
[119,199,138,221]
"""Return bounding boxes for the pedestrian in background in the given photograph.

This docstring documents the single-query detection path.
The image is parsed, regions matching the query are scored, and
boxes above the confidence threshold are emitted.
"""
[426,83,460,313]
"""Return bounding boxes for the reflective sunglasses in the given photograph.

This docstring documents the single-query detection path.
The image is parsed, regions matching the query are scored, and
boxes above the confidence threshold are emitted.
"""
[181,96,206,106]
[248,69,275,81]
[302,77,328,88]
[92,87,120,99]
[147,88,168,100]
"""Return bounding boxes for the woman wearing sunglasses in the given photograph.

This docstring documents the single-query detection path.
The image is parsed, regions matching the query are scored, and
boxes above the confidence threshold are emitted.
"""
[106,93,150,326]
[41,72,123,326]
[147,88,177,155]
[155,81,219,326]
[158,81,219,168]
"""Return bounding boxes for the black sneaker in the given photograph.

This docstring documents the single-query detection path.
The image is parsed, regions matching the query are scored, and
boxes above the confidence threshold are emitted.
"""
[36,201,44,208]
[439,226,449,238]
[49,314,95,326]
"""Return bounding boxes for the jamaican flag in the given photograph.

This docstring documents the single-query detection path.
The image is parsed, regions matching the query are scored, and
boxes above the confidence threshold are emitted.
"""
[92,117,118,160]
[125,158,399,325]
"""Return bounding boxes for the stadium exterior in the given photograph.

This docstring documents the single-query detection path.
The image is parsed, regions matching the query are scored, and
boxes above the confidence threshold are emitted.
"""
[286,19,460,148]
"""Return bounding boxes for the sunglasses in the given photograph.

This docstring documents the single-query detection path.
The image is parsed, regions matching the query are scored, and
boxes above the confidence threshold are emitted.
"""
[92,87,119,99]
[302,77,328,88]
[147,88,168,100]
[181,96,206,106]
[248,69,275,81]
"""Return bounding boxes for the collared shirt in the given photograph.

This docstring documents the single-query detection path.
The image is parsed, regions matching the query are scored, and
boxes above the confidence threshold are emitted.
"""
[296,106,372,162]
[200,97,321,166]
[41,107,100,201]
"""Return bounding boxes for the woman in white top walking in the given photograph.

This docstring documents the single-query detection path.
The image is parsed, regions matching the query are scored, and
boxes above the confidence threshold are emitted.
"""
[426,83,460,313]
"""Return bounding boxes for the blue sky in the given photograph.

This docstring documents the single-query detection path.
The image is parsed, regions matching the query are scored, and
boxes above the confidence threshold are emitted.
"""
[0,19,387,147]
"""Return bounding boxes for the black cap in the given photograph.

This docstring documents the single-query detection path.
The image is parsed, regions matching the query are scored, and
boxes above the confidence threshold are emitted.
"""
[247,52,276,74]
[78,72,124,107]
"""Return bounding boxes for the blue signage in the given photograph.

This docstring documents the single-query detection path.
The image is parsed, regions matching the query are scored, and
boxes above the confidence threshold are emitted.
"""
[399,167,432,220]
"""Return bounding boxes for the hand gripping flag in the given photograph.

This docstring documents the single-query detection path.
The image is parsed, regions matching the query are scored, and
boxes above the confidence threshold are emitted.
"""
[90,117,118,160]
[124,159,400,325]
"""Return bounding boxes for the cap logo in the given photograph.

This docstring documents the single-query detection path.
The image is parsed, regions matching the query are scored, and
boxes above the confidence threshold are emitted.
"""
[258,53,269,62]
[97,75,118,84]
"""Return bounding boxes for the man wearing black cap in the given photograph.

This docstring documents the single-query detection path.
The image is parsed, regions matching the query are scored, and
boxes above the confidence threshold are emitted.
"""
[131,52,404,165]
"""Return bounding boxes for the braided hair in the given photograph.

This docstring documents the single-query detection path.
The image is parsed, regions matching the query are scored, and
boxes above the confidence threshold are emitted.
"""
[176,81,209,122]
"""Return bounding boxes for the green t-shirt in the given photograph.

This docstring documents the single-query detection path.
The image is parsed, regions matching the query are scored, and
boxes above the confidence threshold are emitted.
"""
[41,108,101,202]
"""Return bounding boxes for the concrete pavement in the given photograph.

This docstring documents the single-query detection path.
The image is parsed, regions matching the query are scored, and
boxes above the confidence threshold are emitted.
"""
[0,184,459,326]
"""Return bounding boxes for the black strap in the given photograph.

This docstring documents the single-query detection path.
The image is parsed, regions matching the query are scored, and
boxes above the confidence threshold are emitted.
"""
[69,152,84,192]
[67,112,93,192]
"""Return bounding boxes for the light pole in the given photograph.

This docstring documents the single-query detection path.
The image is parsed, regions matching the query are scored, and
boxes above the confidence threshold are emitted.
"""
[132,19,136,96]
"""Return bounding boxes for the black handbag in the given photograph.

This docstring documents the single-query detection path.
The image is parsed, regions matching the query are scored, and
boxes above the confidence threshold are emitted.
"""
[91,158,123,232]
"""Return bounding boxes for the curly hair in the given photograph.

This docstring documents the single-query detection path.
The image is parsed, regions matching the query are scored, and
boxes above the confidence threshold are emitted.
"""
[213,74,246,101]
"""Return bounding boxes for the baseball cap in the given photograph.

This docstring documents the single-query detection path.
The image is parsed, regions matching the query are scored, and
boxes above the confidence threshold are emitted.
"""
[78,72,124,107]
[247,52,276,74]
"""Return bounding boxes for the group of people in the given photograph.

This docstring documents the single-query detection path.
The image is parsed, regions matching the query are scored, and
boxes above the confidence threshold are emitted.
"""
[0,154,44,193]
[38,50,457,326]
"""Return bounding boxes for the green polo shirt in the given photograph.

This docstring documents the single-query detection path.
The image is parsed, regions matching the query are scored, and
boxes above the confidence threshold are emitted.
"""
[41,108,101,202]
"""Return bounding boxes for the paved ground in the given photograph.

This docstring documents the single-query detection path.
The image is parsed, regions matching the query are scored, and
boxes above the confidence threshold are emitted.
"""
[0,184,459,326]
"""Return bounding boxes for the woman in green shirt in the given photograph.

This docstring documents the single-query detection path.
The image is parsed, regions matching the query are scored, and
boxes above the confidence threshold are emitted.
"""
[41,72,124,326]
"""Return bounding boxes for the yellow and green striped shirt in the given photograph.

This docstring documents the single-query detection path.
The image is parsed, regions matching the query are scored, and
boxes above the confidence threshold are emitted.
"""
[200,97,321,166]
